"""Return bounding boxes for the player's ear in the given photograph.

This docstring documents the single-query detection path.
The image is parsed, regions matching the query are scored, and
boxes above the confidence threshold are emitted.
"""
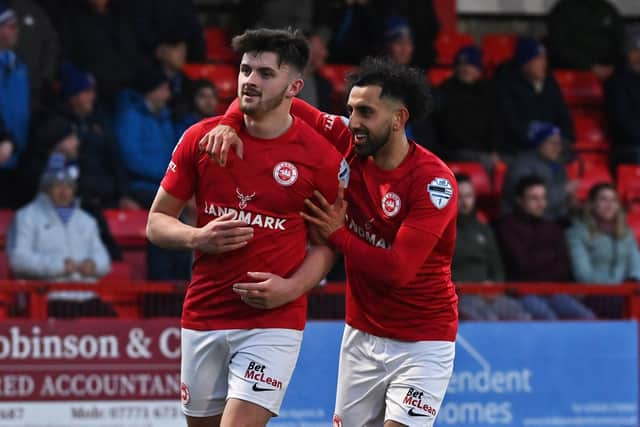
[392,107,410,132]
[287,77,304,98]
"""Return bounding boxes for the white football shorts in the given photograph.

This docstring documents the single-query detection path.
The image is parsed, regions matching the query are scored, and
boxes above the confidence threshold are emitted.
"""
[180,327,303,417]
[333,324,455,427]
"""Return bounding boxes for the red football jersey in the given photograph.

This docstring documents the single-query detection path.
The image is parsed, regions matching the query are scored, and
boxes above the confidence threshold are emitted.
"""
[161,116,345,331]
[223,99,459,341]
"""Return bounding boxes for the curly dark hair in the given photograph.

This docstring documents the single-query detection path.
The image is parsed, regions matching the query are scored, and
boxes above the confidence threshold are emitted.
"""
[346,57,433,123]
[231,28,309,73]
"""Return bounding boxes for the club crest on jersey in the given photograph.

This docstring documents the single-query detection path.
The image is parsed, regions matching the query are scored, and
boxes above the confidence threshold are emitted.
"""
[382,192,401,217]
[427,177,453,209]
[181,383,190,405]
[273,161,298,186]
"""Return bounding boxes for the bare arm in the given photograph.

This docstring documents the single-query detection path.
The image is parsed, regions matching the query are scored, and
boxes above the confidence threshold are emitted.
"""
[147,187,254,253]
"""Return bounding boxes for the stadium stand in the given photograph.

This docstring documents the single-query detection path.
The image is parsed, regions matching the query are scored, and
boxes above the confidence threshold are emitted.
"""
[435,31,475,66]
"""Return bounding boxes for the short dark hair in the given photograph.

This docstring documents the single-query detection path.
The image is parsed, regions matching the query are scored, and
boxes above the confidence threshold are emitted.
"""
[515,175,545,198]
[455,173,472,185]
[346,57,433,123]
[231,28,309,73]
[587,182,616,202]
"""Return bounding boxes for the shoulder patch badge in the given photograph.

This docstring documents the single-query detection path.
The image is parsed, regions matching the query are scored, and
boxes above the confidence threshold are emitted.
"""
[427,177,453,209]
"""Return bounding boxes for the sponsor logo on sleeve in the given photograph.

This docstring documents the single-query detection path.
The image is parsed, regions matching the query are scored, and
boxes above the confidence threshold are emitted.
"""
[273,161,298,186]
[167,161,177,173]
[427,177,453,209]
[338,158,350,187]
[381,192,401,217]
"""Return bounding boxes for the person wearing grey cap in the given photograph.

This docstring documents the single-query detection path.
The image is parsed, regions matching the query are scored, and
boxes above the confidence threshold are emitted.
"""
[7,152,113,317]
[604,25,640,167]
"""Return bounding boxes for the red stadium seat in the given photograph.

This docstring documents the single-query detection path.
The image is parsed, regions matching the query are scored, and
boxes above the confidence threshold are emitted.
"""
[427,67,454,87]
[104,209,149,248]
[482,33,517,71]
[183,64,238,101]
[447,162,492,197]
[0,209,14,249]
[617,165,640,205]
[319,64,358,109]
[566,157,613,201]
[101,261,132,281]
[553,70,603,107]
[204,27,238,63]
[435,31,474,66]
[0,252,10,280]
[493,160,508,197]
[572,110,609,152]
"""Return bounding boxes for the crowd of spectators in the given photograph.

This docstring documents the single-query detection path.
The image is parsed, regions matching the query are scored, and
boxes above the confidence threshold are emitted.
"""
[1,0,640,319]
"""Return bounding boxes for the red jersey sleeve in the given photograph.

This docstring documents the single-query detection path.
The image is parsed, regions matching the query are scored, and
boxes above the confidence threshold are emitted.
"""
[220,98,353,156]
[290,98,352,156]
[160,122,205,200]
[329,170,457,288]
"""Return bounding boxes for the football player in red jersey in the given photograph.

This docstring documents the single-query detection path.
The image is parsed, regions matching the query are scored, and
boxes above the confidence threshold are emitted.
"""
[147,29,346,427]
[203,57,459,427]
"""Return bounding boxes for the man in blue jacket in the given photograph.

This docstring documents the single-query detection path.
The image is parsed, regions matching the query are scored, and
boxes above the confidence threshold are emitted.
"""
[114,62,176,208]
[0,1,29,208]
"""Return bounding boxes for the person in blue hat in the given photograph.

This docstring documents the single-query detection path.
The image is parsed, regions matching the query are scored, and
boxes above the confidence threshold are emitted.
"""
[501,120,577,223]
[7,152,114,317]
[495,37,574,153]
[433,44,504,171]
[383,16,414,65]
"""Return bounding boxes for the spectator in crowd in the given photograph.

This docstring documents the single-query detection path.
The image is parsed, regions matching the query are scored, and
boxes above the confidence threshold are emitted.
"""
[383,0,440,70]
[18,117,80,207]
[382,16,414,66]
[123,0,205,62]
[114,63,176,208]
[495,37,574,153]
[566,183,640,317]
[56,62,138,260]
[454,174,531,321]
[547,0,624,80]
[501,121,576,222]
[152,30,195,123]
[177,79,218,135]
[495,175,595,319]
[60,0,140,108]
[0,2,29,208]
[325,0,383,64]
[9,0,58,110]
[434,45,503,172]
[7,153,113,318]
[239,0,314,33]
[298,29,334,112]
[604,25,640,167]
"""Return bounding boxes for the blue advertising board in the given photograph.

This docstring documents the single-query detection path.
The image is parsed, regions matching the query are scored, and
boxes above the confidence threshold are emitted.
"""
[271,321,638,427]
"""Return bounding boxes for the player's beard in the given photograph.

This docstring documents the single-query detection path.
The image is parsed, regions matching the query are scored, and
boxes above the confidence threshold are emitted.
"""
[239,85,288,118]
[352,124,392,157]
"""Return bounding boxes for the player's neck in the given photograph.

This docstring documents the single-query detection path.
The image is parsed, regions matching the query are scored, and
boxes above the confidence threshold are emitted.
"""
[243,102,293,139]
[372,132,410,170]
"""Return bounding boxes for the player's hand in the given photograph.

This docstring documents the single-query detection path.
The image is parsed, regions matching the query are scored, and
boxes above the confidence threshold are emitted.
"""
[191,212,254,254]
[198,125,244,167]
[233,272,300,309]
[300,188,348,241]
